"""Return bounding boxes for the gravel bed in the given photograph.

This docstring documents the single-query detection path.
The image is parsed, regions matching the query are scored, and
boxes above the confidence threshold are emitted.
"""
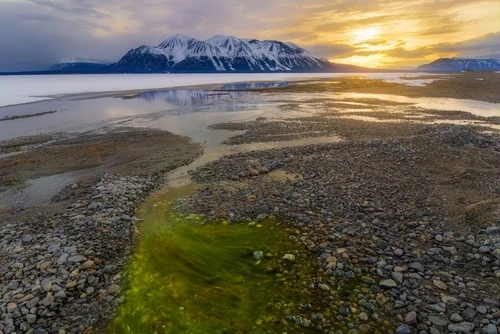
[182,125,500,333]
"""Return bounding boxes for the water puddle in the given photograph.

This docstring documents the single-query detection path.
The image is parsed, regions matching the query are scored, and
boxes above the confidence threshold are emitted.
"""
[0,171,83,208]
[108,186,327,333]
[335,93,499,118]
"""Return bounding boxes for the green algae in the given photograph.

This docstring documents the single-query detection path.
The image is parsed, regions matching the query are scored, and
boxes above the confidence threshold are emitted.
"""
[108,186,324,333]
[108,186,396,333]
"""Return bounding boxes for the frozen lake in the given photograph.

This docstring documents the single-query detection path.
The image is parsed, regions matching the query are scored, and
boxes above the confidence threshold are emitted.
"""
[0,72,461,108]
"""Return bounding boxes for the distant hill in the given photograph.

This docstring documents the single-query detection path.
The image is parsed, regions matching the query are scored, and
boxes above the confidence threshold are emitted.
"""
[417,58,500,72]
[41,34,373,74]
[48,59,110,73]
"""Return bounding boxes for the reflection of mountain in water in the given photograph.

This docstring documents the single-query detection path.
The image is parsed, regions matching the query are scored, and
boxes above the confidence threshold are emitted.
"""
[220,81,290,90]
[137,82,288,111]
[139,90,247,106]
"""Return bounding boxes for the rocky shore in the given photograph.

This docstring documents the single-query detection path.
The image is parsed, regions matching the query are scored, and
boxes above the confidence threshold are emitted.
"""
[1,73,499,333]
[0,129,202,333]
[182,125,500,333]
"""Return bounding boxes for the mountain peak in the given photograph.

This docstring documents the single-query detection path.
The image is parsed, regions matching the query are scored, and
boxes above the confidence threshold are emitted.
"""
[158,34,195,48]
[206,35,238,42]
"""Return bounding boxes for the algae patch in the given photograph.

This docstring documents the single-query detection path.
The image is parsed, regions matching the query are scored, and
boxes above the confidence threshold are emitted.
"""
[108,186,325,333]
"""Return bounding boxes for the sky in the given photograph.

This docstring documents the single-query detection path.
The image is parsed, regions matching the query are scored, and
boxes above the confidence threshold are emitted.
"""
[0,0,499,71]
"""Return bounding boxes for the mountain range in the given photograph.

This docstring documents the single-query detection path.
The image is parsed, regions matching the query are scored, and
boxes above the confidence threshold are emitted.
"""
[48,34,368,74]
[43,36,500,74]
[417,58,500,72]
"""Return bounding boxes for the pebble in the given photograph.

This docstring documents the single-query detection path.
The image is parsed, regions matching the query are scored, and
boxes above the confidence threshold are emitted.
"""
[396,324,412,334]
[42,293,54,306]
[433,280,448,290]
[441,295,458,304]
[405,311,417,325]
[379,279,397,288]
[282,254,295,261]
[447,322,475,333]
[450,313,463,322]
[482,324,499,334]
[108,284,121,295]
[429,315,450,327]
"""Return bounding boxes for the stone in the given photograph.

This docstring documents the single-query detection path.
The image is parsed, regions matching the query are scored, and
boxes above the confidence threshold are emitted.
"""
[394,249,404,256]
[26,297,39,309]
[57,253,68,266]
[247,194,257,202]
[42,293,54,306]
[493,248,500,259]
[450,313,463,322]
[47,244,60,253]
[40,261,51,270]
[26,314,37,324]
[7,302,17,313]
[18,294,34,303]
[376,239,388,249]
[409,262,425,272]
[41,278,52,292]
[379,279,397,288]
[82,260,95,268]
[462,308,476,320]
[359,312,368,321]
[68,255,85,263]
[443,246,457,254]
[405,311,417,325]
[429,315,450,327]
[392,272,404,284]
[433,280,448,290]
[396,324,412,334]
[476,305,487,314]
[427,304,446,313]
[256,213,268,221]
[441,295,458,304]
[318,283,330,291]
[479,246,490,253]
[54,291,66,299]
[52,284,62,292]
[66,281,77,289]
[108,284,120,295]
[447,322,475,333]
[253,251,264,260]
[283,254,295,261]
[249,169,259,176]
[482,324,498,334]
[486,227,500,235]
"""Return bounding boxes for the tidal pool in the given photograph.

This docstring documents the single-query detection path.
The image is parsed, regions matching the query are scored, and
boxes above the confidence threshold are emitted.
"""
[108,186,331,333]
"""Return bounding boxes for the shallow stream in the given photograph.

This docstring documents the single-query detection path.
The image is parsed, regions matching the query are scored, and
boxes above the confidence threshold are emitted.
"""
[107,186,328,333]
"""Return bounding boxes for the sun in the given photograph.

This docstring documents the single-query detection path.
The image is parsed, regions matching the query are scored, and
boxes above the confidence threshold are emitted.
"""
[352,27,381,43]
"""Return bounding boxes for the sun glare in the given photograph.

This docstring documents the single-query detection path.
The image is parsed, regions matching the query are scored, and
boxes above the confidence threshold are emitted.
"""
[352,27,381,43]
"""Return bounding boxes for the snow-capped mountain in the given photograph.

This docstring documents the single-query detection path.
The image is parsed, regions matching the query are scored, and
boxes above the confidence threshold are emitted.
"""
[112,34,340,73]
[417,58,500,72]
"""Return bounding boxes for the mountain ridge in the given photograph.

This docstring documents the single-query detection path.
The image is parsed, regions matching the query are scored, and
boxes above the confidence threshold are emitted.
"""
[417,57,500,72]
[111,34,336,73]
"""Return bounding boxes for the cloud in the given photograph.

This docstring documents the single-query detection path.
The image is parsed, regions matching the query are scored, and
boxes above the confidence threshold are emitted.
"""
[436,32,500,58]
[306,44,356,58]
[0,0,498,71]
[385,32,500,59]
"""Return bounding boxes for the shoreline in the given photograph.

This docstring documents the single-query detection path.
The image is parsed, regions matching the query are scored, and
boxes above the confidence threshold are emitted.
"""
[1,73,499,333]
